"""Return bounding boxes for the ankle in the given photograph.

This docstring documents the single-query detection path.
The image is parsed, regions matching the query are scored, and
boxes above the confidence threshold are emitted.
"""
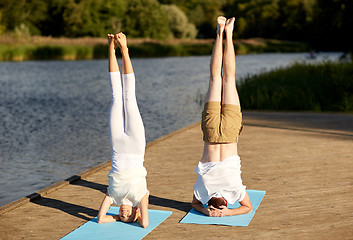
[109,44,116,51]
[109,49,116,57]
[120,47,129,55]
[225,31,233,39]
[216,30,224,38]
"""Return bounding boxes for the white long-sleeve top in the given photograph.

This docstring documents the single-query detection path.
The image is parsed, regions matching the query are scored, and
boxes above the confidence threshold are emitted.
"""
[107,166,149,207]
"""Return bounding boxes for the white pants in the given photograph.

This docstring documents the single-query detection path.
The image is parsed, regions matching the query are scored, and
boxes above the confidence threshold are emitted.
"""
[109,72,145,172]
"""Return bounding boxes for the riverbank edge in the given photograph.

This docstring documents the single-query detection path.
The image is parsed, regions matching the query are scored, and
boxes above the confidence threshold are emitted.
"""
[238,61,353,112]
[0,121,200,215]
[0,37,308,61]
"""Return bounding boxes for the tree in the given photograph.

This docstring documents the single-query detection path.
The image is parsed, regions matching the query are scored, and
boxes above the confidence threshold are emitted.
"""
[185,0,226,38]
[99,0,127,34]
[40,0,127,37]
[0,9,5,35]
[223,0,318,42]
[123,0,170,39]
[159,0,226,38]
[275,0,314,41]
[312,0,353,56]
[0,0,48,35]
[162,4,197,39]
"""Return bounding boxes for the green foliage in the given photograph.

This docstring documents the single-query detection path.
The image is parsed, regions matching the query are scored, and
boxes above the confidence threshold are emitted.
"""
[42,0,127,37]
[311,0,353,53]
[234,39,308,54]
[0,10,6,35]
[128,42,213,57]
[0,44,97,61]
[14,24,31,39]
[180,0,226,38]
[0,0,48,35]
[0,0,351,52]
[238,61,353,112]
[123,0,170,40]
[162,4,197,39]
[0,37,308,61]
[222,0,315,41]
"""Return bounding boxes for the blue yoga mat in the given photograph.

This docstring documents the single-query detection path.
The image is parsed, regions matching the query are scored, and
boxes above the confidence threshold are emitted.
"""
[180,189,265,226]
[61,207,172,240]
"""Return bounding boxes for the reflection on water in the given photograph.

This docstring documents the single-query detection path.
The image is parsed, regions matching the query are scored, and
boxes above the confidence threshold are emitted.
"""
[0,52,341,206]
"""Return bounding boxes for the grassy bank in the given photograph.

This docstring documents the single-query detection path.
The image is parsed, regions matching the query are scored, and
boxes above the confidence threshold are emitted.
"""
[238,61,353,112]
[0,36,308,61]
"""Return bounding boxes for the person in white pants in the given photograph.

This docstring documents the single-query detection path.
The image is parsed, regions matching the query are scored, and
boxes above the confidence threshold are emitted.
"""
[96,32,149,228]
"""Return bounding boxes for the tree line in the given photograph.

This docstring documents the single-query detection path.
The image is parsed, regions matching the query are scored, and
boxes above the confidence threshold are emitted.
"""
[0,0,352,52]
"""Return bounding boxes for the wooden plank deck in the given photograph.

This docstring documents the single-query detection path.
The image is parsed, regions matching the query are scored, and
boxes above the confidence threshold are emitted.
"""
[1,111,352,239]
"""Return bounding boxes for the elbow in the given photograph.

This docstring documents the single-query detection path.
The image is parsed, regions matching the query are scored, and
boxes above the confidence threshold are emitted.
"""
[141,222,149,228]
[246,205,253,214]
[97,216,104,224]
[191,201,200,210]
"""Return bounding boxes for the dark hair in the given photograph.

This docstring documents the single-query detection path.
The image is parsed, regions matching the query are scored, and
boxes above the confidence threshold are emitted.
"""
[208,197,227,209]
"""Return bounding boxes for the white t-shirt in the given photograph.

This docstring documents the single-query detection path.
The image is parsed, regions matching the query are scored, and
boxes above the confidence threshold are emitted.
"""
[193,155,246,205]
[107,166,149,207]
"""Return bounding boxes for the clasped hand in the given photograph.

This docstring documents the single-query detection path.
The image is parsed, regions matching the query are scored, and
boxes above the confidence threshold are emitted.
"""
[206,205,230,217]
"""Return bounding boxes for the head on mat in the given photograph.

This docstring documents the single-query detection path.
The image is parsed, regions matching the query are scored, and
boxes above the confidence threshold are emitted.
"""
[119,204,138,223]
[208,197,228,209]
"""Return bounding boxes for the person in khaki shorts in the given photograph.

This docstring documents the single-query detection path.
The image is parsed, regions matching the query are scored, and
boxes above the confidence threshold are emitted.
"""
[192,16,253,217]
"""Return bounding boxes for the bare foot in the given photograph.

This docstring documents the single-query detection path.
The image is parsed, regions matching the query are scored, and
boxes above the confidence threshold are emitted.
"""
[107,34,117,51]
[115,32,128,52]
[217,16,226,35]
[225,17,235,36]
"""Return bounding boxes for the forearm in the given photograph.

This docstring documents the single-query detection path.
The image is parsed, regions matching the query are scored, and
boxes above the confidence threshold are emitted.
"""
[97,214,119,223]
[225,192,253,216]
[226,205,252,216]
[97,194,118,224]
[138,193,149,228]
[137,214,149,228]
[192,203,209,216]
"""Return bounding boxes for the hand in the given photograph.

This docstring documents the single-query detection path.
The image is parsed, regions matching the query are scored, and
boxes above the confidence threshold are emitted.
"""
[207,205,223,217]
[133,207,140,222]
[218,205,230,217]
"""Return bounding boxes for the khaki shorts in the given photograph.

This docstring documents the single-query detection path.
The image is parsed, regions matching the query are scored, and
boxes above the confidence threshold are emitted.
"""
[201,102,243,143]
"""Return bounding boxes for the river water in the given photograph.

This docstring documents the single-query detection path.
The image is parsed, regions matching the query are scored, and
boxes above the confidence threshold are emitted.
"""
[0,52,341,206]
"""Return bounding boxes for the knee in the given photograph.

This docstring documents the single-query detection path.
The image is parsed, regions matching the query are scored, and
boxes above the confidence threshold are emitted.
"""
[210,76,222,82]
[222,76,235,84]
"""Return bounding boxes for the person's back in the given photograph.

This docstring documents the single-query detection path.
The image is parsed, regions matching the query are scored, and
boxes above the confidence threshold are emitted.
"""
[201,142,238,163]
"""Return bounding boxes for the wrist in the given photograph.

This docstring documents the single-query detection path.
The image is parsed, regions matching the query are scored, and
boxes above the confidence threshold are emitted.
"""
[225,208,233,216]
[135,209,140,221]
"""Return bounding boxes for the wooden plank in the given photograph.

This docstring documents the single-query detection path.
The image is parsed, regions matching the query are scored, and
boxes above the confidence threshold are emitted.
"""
[0,112,352,239]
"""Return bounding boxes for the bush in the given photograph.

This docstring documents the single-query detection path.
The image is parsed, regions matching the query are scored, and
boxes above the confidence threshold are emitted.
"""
[238,61,353,112]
